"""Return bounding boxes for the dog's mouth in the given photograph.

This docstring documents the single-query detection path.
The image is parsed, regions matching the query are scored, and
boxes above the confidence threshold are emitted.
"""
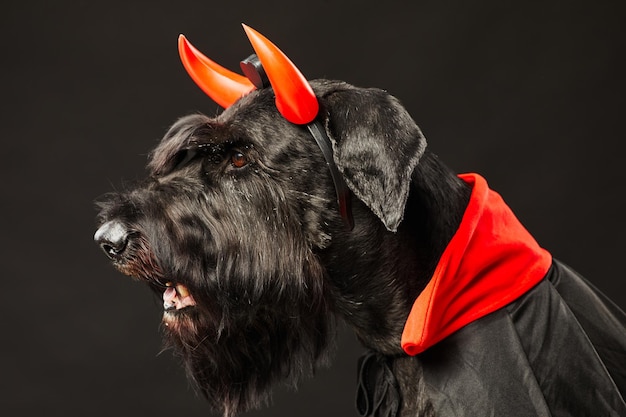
[162,282,196,312]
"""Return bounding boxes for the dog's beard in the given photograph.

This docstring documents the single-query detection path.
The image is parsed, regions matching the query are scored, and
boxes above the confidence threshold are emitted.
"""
[160,254,334,417]
[96,169,338,416]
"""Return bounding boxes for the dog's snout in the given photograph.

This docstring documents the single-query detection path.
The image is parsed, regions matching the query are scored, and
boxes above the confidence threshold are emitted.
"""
[94,220,131,260]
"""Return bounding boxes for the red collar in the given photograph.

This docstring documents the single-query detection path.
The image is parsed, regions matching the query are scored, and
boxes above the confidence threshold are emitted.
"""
[401,173,552,355]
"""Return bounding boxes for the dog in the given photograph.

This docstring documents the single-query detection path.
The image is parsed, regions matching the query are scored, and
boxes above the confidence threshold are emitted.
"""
[94,26,626,417]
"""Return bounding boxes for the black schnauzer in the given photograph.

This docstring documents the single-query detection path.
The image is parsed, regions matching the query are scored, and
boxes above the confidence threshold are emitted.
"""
[95,28,626,417]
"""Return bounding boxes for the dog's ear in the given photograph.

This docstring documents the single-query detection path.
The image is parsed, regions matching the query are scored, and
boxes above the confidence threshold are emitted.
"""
[321,85,427,232]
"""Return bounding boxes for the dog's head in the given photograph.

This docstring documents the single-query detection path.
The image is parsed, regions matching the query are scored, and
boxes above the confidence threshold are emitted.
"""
[94,28,426,417]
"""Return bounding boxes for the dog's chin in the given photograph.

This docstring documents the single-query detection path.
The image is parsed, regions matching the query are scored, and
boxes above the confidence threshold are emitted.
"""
[161,296,334,417]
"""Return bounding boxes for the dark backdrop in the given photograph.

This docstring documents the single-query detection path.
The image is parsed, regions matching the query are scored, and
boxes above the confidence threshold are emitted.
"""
[1,1,624,416]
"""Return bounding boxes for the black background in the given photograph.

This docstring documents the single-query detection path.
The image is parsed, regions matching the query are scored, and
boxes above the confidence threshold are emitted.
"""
[2,1,625,416]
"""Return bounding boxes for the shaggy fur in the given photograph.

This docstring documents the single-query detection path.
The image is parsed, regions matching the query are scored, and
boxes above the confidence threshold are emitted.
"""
[95,80,471,416]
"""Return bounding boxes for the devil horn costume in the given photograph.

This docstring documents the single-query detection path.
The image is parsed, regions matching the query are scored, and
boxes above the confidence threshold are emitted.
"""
[179,25,353,229]
[178,25,626,417]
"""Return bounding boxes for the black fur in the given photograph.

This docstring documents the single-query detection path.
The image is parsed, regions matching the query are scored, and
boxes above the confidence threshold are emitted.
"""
[95,80,470,416]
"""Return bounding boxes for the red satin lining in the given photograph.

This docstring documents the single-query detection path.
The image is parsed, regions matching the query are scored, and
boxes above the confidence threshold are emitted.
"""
[401,173,552,355]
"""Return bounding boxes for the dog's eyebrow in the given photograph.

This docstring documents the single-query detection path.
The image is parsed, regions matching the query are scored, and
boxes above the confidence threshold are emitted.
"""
[148,120,216,175]
[172,142,227,170]
[168,147,200,172]
[157,138,251,176]
[151,143,205,175]
[149,116,251,176]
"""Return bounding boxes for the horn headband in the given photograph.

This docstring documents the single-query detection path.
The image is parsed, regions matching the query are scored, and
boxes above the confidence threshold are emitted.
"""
[178,24,354,230]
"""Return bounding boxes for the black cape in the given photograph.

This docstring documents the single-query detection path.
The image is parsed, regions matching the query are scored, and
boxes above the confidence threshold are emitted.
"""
[358,175,626,416]
[416,260,626,416]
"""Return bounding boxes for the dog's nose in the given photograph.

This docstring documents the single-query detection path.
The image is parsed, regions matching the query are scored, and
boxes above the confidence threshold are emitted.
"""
[94,220,130,260]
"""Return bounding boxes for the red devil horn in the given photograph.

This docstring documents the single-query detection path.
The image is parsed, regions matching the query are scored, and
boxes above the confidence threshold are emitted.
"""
[242,24,319,125]
[178,35,255,108]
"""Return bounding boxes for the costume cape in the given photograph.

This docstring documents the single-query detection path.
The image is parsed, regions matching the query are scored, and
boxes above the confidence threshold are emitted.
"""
[358,173,626,416]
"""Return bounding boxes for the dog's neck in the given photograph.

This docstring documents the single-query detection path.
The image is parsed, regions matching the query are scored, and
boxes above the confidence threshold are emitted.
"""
[324,150,471,354]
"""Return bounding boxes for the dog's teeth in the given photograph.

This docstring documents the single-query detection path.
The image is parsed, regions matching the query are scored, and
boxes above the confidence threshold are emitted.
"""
[165,282,173,287]
[176,284,190,298]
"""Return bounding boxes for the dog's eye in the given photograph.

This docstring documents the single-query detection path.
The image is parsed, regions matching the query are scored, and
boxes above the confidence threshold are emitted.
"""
[230,151,249,168]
